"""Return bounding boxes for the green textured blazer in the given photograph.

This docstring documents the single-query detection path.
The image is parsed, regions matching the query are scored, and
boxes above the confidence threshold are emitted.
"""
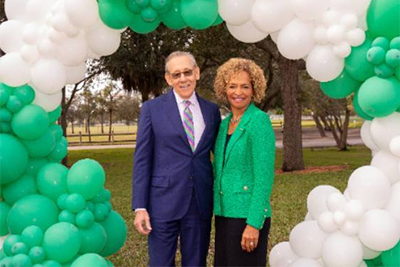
[213,103,275,230]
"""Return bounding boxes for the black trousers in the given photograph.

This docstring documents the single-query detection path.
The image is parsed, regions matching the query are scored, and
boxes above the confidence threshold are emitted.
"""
[214,216,271,267]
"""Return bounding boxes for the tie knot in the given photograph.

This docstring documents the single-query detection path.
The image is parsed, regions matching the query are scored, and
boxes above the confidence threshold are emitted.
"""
[183,100,191,108]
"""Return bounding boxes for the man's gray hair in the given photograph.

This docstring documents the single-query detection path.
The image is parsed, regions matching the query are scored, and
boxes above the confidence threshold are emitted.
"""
[165,51,198,73]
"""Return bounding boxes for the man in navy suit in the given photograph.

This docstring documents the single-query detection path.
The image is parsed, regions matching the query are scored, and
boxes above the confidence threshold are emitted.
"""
[132,51,221,266]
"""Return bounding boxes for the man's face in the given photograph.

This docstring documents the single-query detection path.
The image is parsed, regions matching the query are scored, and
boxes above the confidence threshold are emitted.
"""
[165,55,200,100]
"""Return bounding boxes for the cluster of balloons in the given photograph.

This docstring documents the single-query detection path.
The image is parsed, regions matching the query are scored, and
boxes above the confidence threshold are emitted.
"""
[98,0,222,33]
[0,0,122,112]
[366,37,400,78]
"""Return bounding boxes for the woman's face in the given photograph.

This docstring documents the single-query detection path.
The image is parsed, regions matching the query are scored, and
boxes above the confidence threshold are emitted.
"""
[226,71,254,111]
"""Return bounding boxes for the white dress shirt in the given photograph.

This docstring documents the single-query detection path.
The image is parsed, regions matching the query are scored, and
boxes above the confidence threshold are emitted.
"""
[173,90,205,151]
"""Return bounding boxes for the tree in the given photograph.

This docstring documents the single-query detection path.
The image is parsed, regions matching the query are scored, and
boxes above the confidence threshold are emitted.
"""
[79,87,97,142]
[116,93,141,125]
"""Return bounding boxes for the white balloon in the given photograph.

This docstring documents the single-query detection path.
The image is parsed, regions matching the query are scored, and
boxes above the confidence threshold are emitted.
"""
[289,258,322,267]
[321,232,363,267]
[359,209,400,251]
[218,0,254,26]
[277,18,315,60]
[362,244,381,260]
[20,45,39,64]
[48,28,67,43]
[65,63,86,85]
[51,13,71,32]
[333,211,346,225]
[33,90,62,112]
[226,20,269,44]
[306,45,344,82]
[31,58,66,94]
[0,20,25,53]
[25,0,55,22]
[340,220,359,236]
[87,48,101,60]
[22,22,42,44]
[37,38,57,57]
[289,221,327,259]
[65,25,80,38]
[333,42,351,58]
[371,151,400,185]
[327,25,345,44]
[65,0,99,29]
[252,0,294,33]
[305,212,313,221]
[340,14,358,30]
[327,193,347,212]
[322,10,340,27]
[344,199,365,221]
[5,0,28,20]
[318,212,338,233]
[307,185,341,220]
[86,20,122,56]
[314,26,329,45]
[371,113,400,151]
[347,166,391,209]
[291,0,329,21]
[330,0,372,16]
[358,13,368,31]
[390,136,400,158]
[270,31,279,44]
[346,28,366,47]
[270,242,299,267]
[385,182,400,223]
[56,34,88,67]
[360,121,379,151]
[0,52,31,87]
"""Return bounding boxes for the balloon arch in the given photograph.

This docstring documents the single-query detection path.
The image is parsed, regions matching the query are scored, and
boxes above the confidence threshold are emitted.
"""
[0,0,399,266]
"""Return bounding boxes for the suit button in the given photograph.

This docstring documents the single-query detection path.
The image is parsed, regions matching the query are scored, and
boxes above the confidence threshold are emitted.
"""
[220,191,223,195]
[243,186,248,191]
[189,176,193,180]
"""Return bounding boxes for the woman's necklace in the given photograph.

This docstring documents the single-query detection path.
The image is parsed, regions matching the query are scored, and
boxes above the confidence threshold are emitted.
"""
[230,115,242,124]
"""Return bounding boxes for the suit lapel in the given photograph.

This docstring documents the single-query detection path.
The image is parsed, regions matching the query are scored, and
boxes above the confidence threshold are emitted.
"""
[194,95,209,154]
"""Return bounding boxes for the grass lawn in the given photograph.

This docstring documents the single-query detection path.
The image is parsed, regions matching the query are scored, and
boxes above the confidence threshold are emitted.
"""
[67,146,371,267]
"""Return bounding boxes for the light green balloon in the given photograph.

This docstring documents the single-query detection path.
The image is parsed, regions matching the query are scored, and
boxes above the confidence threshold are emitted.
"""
[136,0,150,8]
[212,14,223,26]
[0,84,12,107]
[99,211,127,257]
[390,37,400,50]
[141,6,158,22]
[28,246,46,264]
[372,37,390,51]
[71,254,108,267]
[48,139,68,163]
[3,175,37,205]
[180,0,217,30]
[0,257,12,267]
[367,0,400,40]
[395,66,400,81]
[0,249,6,260]
[6,95,23,113]
[79,223,107,254]
[67,160,105,200]
[0,134,28,185]
[42,223,81,263]
[75,210,94,229]
[358,76,400,117]
[386,49,400,68]
[3,235,22,256]
[12,254,32,267]
[159,0,186,30]
[0,108,12,122]
[22,129,56,158]
[150,0,172,11]
[11,105,49,141]
[353,90,374,121]
[57,194,69,210]
[49,125,63,141]
[66,193,86,213]
[25,158,49,178]
[11,242,29,255]
[13,85,35,105]
[126,0,142,14]
[58,210,76,224]
[94,203,109,222]
[129,13,160,33]
[381,239,400,266]
[345,36,375,82]
[320,70,361,99]
[7,195,59,235]
[367,47,386,65]
[98,0,133,29]
[0,122,12,134]
[42,260,62,267]
[0,202,11,236]
[22,226,44,248]
[37,163,68,201]
[47,106,61,125]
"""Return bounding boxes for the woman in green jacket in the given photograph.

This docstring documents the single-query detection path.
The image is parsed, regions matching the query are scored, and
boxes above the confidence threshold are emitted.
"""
[213,58,275,266]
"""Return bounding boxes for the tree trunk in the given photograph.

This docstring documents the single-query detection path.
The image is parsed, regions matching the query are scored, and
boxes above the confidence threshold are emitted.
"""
[108,109,113,142]
[313,114,326,137]
[60,87,68,166]
[339,108,350,151]
[71,119,75,134]
[278,57,304,171]
[100,114,104,134]
[87,117,92,143]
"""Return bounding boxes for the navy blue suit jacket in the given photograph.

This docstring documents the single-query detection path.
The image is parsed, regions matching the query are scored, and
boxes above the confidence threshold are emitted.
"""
[132,89,221,220]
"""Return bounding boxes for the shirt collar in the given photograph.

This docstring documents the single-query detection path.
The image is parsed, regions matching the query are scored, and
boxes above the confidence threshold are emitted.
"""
[173,89,198,106]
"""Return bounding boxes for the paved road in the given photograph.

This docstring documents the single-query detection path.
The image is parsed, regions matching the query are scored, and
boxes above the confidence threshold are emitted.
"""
[68,128,363,150]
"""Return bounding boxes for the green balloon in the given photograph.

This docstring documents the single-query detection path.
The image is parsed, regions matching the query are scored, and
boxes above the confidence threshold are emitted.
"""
[98,0,133,29]
[99,211,127,257]
[180,0,217,30]
[22,129,56,158]
[48,139,68,163]
[105,259,114,267]
[141,6,158,22]
[12,254,32,267]
[367,0,400,39]
[7,195,59,235]
[67,160,105,200]
[375,63,394,78]
[0,257,12,267]
[0,134,28,185]
[0,108,12,122]
[3,235,22,256]
[22,226,44,248]
[386,49,400,68]
[13,85,35,105]
[150,0,172,11]
[57,194,69,210]
[91,189,111,203]
[353,90,374,121]
[58,210,76,224]
[6,95,22,113]
[0,202,11,236]
[25,158,49,178]
[0,122,12,133]
[71,254,108,267]
[11,104,49,140]
[37,163,68,201]
[395,66,400,81]
[28,246,46,264]
[372,37,390,51]
[43,223,81,263]
[0,249,6,260]
[11,242,29,255]
[136,0,150,8]
[78,223,106,254]
[75,210,94,229]
[345,36,375,82]
[129,13,160,33]
[42,260,62,267]
[381,239,400,266]
[3,175,37,205]
[126,0,142,14]
[66,194,86,213]
[0,84,12,107]
[159,0,186,30]
[94,203,109,222]
[390,37,400,50]
[47,106,61,125]
[367,46,386,65]
[320,70,361,99]
[212,14,224,26]
[358,76,400,117]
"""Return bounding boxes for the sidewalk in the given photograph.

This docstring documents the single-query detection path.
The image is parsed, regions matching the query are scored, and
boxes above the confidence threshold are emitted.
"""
[68,128,363,150]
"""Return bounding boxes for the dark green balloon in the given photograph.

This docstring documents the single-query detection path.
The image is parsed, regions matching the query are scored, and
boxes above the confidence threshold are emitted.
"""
[98,0,133,29]
[136,0,150,8]
[0,202,10,236]
[3,175,37,205]
[0,108,12,122]
[6,95,23,113]
[129,13,160,33]
[28,246,46,264]
[180,0,217,30]
[0,84,13,107]
[0,122,12,133]
[395,66,400,81]
[345,36,375,82]
[12,104,49,141]
[320,70,361,99]
[141,6,158,22]
[22,129,56,158]
[71,254,108,267]
[47,106,61,125]
[212,14,224,26]
[126,0,142,14]
[374,63,394,78]
[13,85,35,105]
[78,223,107,254]
[353,90,374,121]
[150,0,172,11]
[99,211,127,257]
[367,0,400,40]
[386,49,400,68]
[25,157,49,178]
[381,240,400,267]
[367,47,386,65]
[48,139,68,163]
[372,37,390,51]
[159,0,186,30]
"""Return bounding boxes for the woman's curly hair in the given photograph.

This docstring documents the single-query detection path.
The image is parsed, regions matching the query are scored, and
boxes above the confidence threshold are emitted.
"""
[214,58,267,103]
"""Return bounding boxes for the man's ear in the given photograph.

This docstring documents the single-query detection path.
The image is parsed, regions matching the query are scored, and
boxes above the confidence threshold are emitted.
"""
[165,73,173,86]
[195,67,200,81]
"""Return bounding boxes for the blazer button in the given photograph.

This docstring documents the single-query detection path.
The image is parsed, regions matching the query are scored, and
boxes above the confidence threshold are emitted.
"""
[243,186,248,191]
[189,176,193,180]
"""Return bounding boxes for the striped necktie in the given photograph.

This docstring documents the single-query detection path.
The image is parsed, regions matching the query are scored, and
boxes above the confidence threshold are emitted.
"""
[183,100,195,152]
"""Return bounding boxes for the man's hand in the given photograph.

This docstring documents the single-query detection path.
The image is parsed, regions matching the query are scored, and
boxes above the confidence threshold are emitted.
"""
[241,225,260,253]
[134,210,152,235]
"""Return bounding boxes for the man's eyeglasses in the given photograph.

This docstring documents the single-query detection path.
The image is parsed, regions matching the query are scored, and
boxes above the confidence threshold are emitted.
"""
[170,69,195,80]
